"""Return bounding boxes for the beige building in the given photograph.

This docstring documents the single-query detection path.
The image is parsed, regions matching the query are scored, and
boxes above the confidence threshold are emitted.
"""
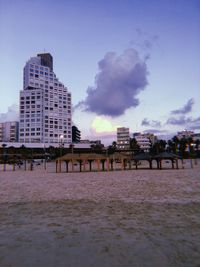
[0,121,19,142]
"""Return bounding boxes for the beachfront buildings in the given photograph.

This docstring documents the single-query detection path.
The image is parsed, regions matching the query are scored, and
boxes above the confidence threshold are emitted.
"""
[0,121,19,142]
[176,130,195,140]
[117,127,130,150]
[19,53,72,144]
[133,132,155,152]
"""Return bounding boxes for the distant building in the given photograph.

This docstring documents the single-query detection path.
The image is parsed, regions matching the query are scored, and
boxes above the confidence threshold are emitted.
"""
[80,139,90,144]
[117,127,130,150]
[133,132,154,152]
[0,123,3,142]
[177,130,194,140]
[0,121,19,142]
[90,140,103,146]
[192,133,200,141]
[72,126,81,143]
[19,53,72,144]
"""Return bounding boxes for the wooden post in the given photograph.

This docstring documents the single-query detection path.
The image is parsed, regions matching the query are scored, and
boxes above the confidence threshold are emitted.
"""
[110,159,113,171]
[101,160,105,171]
[83,160,86,171]
[79,160,82,172]
[128,160,131,170]
[59,159,62,173]
[123,159,126,170]
[97,159,100,171]
[88,160,92,171]
[72,159,74,172]
[149,160,152,169]
[176,159,179,169]
[156,160,159,169]
[65,161,69,172]
[121,159,124,170]
[107,158,109,171]
[160,160,162,170]
[172,160,174,169]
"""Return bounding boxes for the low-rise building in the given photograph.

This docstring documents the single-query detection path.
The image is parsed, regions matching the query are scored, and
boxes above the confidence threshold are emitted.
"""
[0,121,19,142]
[133,132,157,152]
[177,130,194,140]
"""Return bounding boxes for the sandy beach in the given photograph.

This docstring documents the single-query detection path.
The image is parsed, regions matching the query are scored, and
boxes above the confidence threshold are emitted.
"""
[0,160,200,267]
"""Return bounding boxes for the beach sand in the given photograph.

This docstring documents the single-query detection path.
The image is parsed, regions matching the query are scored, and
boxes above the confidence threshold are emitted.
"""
[0,160,200,267]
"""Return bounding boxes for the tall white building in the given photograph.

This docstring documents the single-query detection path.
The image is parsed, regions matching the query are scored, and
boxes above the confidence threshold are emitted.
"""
[117,127,130,150]
[19,53,72,144]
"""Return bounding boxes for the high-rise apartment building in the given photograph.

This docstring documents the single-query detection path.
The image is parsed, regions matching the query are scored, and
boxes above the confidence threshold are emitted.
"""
[19,53,72,144]
[117,127,130,150]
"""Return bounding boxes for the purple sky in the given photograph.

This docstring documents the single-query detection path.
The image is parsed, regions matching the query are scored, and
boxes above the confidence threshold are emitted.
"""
[0,0,200,144]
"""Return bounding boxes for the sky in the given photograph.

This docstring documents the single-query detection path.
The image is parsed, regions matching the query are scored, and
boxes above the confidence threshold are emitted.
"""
[0,0,200,145]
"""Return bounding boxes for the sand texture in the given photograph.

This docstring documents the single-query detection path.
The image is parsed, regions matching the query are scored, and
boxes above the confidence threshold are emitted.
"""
[0,160,200,267]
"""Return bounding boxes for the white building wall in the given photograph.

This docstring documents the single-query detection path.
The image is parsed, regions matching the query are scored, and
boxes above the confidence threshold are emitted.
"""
[19,54,72,144]
[133,132,155,152]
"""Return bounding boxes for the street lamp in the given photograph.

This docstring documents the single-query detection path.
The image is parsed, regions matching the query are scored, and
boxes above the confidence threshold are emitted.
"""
[59,134,64,157]
[189,143,194,169]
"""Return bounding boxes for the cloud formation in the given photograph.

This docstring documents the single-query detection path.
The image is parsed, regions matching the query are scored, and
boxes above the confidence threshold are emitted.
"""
[76,48,148,117]
[141,118,161,128]
[171,98,194,115]
[167,115,200,130]
[0,104,19,122]
[91,116,118,134]
[167,116,189,125]
[135,28,159,50]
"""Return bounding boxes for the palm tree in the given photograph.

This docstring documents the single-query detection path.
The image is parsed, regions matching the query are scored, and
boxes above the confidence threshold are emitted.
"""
[130,138,140,154]
[150,139,166,155]
[179,138,187,157]
[107,141,117,155]
[172,136,179,153]
[187,137,194,157]
[167,140,177,153]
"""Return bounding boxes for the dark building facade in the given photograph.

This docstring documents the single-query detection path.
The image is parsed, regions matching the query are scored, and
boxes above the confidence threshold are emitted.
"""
[37,53,53,71]
[72,126,81,143]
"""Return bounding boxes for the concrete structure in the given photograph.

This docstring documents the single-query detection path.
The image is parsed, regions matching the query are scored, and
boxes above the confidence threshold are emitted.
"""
[117,127,130,150]
[0,142,90,149]
[72,126,81,143]
[0,121,19,142]
[133,132,156,152]
[19,53,72,144]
